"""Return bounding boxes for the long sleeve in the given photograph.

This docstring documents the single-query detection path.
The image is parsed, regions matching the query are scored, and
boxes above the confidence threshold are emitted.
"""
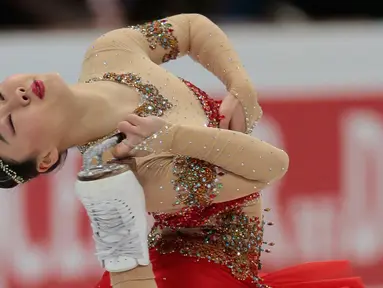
[136,124,289,184]
[84,13,262,133]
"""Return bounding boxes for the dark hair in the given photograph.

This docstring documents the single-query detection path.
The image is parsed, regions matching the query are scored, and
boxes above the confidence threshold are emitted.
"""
[0,151,68,189]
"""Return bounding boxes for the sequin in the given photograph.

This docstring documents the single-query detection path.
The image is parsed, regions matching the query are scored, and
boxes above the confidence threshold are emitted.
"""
[87,72,173,118]
[78,131,118,155]
[78,72,173,153]
[78,75,223,155]
[171,156,223,207]
[77,74,271,285]
[149,192,270,286]
[181,79,223,128]
[131,19,180,63]
[231,91,263,135]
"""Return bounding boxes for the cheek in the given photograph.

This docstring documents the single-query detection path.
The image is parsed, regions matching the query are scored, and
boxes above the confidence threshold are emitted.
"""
[18,113,53,149]
[10,128,41,161]
[25,125,51,148]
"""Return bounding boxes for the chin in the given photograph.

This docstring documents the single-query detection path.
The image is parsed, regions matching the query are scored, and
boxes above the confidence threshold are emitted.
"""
[41,73,64,87]
[41,74,69,99]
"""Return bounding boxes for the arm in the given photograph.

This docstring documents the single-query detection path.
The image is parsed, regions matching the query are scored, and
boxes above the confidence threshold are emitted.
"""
[98,14,262,133]
[137,124,289,184]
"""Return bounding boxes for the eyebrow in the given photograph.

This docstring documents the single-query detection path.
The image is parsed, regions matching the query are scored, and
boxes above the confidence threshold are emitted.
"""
[0,90,8,144]
[0,133,8,144]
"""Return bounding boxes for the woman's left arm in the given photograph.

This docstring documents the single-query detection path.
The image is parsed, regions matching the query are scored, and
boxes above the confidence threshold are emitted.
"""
[102,14,262,133]
[114,115,288,186]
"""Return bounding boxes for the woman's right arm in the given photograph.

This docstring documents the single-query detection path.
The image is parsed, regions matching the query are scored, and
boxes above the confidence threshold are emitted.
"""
[81,13,262,133]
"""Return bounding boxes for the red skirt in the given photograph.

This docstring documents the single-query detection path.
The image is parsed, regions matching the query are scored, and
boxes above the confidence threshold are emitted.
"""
[96,251,364,288]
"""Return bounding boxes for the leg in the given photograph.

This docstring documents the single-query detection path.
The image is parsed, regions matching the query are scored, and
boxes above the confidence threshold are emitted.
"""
[111,265,157,288]
[113,280,157,288]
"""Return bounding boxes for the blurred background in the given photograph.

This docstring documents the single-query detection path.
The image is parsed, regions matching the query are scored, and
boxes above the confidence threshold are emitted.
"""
[1,0,383,28]
[0,0,382,288]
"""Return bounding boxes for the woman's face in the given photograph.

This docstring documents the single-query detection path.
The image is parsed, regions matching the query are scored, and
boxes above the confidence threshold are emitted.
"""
[0,73,71,163]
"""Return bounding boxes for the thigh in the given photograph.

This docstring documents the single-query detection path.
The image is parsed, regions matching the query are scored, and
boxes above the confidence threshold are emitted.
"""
[111,265,157,288]
[113,279,157,288]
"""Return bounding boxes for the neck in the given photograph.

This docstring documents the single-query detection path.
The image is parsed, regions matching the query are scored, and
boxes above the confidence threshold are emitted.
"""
[57,82,135,151]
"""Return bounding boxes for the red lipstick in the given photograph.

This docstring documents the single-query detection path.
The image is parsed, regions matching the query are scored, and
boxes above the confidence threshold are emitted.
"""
[31,80,45,99]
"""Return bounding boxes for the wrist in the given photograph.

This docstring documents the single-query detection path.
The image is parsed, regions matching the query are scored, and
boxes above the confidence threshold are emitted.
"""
[228,81,255,102]
[134,123,175,154]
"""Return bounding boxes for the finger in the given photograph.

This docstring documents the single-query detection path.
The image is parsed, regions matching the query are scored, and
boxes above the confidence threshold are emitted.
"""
[111,145,148,159]
[125,114,144,126]
[219,109,230,129]
[112,144,133,158]
[230,103,246,132]
[219,117,230,129]
[230,116,246,132]
[112,138,136,158]
[117,121,141,135]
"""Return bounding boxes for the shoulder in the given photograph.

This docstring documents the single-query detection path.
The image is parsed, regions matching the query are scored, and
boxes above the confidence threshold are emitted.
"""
[82,28,140,60]
[78,28,148,82]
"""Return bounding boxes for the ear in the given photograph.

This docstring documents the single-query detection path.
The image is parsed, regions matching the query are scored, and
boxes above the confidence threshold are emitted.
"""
[36,149,59,173]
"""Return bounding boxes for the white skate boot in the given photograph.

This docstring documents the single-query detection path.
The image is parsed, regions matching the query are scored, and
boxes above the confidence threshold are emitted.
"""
[75,134,150,273]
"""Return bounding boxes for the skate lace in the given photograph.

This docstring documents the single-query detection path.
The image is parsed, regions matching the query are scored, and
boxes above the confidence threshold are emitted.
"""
[82,198,143,261]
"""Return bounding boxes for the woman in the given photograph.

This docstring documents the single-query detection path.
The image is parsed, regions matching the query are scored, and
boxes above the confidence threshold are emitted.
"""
[0,14,362,288]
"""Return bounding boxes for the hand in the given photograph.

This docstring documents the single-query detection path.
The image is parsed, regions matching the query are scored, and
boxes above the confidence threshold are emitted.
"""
[112,115,167,158]
[219,93,246,133]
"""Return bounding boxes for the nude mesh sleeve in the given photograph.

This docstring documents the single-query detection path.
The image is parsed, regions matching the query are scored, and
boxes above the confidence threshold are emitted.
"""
[93,13,262,133]
[137,124,289,184]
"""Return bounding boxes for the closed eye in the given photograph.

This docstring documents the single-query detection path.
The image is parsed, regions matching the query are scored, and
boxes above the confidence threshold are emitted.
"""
[8,115,15,134]
[0,93,4,101]
[0,133,8,144]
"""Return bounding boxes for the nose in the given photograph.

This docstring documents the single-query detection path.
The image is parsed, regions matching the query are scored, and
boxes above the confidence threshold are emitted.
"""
[15,87,30,106]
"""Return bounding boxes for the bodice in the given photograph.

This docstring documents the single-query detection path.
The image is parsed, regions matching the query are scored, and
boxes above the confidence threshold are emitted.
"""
[78,74,271,284]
